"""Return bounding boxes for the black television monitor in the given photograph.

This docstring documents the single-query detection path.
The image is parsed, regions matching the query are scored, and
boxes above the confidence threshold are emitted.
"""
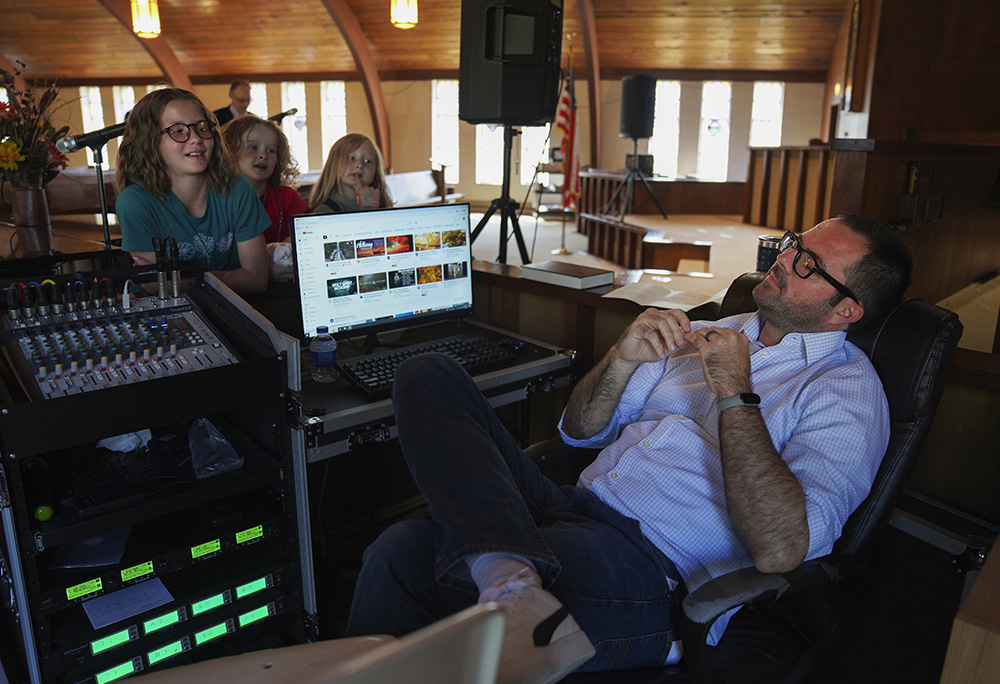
[291,203,473,342]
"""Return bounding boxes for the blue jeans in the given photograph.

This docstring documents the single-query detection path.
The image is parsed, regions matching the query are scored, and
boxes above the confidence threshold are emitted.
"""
[346,353,682,670]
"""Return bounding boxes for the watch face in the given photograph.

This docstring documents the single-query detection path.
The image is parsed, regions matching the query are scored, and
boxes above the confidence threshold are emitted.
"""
[718,393,761,413]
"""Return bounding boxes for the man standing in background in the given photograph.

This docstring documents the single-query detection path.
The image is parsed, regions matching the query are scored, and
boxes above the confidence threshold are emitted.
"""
[213,80,251,126]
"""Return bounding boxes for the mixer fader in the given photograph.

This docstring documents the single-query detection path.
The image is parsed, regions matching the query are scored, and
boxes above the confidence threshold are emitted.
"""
[1,287,240,400]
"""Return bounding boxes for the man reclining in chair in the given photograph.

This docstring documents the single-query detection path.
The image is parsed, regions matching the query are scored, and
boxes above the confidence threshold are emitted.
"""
[346,215,913,684]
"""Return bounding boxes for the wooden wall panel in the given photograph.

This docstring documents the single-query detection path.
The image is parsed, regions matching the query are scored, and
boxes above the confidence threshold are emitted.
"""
[829,140,1000,303]
[868,0,1000,141]
[746,147,833,234]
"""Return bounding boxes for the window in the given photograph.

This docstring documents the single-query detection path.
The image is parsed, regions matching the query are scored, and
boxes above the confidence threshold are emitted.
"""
[112,86,136,125]
[475,124,504,186]
[696,81,731,182]
[79,86,105,165]
[648,80,681,178]
[248,82,267,118]
[320,80,347,164]
[749,82,784,147]
[280,82,308,172]
[519,124,550,186]
[431,80,460,184]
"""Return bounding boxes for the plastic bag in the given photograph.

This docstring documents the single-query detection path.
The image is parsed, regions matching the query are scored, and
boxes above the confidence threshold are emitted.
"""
[188,418,243,479]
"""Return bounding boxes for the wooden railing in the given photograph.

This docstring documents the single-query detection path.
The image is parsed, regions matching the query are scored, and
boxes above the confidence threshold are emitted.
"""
[743,146,834,233]
[578,170,745,225]
[578,212,711,271]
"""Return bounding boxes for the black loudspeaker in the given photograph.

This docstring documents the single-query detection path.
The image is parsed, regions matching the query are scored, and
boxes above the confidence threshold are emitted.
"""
[620,74,656,140]
[459,0,564,126]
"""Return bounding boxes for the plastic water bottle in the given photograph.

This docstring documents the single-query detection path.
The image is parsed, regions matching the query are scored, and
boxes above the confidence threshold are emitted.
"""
[309,326,339,383]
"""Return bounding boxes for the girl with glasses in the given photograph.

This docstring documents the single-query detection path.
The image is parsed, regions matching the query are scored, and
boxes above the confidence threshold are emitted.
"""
[221,115,309,283]
[116,88,270,295]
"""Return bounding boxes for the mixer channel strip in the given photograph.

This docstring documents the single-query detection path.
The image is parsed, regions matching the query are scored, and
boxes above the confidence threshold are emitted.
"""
[1,294,240,400]
[336,333,516,399]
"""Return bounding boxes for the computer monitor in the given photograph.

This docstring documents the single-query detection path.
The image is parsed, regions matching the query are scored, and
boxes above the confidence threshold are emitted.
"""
[291,204,473,343]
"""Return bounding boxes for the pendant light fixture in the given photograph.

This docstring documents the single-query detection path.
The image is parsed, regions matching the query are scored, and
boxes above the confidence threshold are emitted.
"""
[391,0,418,30]
[131,0,161,39]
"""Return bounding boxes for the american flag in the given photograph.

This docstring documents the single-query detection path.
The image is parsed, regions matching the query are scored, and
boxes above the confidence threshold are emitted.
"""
[554,69,580,212]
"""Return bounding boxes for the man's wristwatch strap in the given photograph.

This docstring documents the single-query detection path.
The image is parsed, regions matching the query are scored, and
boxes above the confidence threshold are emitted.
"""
[717,392,761,414]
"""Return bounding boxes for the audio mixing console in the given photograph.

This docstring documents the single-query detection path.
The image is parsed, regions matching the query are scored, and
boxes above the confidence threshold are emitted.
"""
[1,287,239,401]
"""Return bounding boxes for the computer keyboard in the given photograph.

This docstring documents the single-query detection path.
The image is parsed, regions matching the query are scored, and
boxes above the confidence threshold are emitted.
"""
[336,333,519,400]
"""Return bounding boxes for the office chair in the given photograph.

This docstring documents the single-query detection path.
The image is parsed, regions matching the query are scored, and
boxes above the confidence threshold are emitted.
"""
[528,271,963,684]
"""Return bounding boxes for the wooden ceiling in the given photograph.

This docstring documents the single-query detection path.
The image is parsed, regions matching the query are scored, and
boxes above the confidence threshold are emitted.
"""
[1,0,848,85]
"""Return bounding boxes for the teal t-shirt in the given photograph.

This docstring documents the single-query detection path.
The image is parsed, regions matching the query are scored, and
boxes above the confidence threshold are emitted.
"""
[117,175,269,271]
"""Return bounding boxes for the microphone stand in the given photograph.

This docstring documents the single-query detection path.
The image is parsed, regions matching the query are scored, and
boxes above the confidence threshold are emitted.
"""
[88,142,115,261]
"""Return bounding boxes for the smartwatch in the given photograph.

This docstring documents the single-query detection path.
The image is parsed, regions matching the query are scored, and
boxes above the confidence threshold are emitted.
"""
[717,393,761,414]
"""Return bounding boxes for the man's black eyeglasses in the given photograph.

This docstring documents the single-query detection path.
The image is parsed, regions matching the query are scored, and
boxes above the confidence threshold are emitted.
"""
[778,231,861,305]
[162,120,216,143]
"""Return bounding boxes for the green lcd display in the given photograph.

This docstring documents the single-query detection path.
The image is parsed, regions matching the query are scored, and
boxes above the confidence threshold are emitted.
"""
[95,659,137,684]
[121,561,154,583]
[235,576,268,599]
[191,539,221,560]
[91,628,131,655]
[236,525,263,545]
[191,591,227,616]
[238,604,271,628]
[194,621,229,646]
[143,609,182,635]
[66,577,102,601]
[147,639,185,666]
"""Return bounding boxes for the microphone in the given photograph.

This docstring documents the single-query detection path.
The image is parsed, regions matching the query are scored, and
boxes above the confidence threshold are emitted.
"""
[56,122,127,154]
[267,108,298,123]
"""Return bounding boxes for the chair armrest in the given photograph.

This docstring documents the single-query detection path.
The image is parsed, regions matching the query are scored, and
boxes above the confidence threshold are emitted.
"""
[680,555,873,684]
[682,558,846,626]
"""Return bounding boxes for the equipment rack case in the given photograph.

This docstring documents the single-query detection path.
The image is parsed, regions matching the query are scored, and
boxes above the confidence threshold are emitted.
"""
[0,266,309,684]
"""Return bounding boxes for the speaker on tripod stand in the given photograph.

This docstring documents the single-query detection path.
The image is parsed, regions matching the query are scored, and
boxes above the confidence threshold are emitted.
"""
[459,0,564,264]
[601,75,667,220]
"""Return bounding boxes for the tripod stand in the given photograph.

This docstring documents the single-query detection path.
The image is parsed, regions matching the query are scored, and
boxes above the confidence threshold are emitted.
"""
[470,126,531,264]
[600,138,667,220]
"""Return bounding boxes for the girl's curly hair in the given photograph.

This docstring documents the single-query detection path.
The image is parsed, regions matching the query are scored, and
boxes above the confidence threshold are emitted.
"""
[220,115,300,188]
[116,88,238,199]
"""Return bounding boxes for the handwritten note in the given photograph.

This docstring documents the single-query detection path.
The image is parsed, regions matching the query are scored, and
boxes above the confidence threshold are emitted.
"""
[83,577,173,631]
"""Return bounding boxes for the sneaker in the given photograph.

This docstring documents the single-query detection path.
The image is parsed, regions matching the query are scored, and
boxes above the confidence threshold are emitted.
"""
[481,570,596,684]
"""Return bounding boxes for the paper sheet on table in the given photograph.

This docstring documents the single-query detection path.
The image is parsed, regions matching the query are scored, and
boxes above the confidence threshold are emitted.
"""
[83,577,173,631]
[602,279,730,310]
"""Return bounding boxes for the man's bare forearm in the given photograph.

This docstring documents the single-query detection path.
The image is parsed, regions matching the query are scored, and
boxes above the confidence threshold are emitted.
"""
[686,326,809,573]
[562,352,639,439]
[563,308,693,439]
[719,405,808,573]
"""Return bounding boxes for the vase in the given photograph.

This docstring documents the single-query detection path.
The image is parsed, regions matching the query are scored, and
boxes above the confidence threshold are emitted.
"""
[10,178,53,258]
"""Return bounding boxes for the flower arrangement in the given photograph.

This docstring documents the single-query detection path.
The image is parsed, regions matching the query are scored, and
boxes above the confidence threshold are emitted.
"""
[0,62,69,188]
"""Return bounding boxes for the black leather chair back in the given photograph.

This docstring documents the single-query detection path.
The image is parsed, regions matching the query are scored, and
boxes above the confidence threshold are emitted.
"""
[719,272,964,559]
